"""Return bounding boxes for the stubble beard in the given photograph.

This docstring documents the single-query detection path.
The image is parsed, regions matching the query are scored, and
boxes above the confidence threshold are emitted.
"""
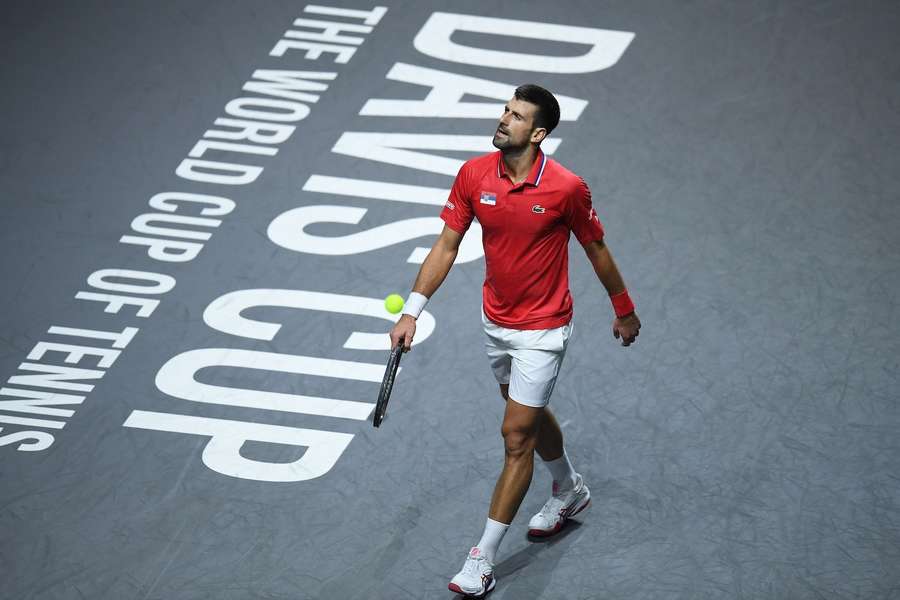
[492,130,526,154]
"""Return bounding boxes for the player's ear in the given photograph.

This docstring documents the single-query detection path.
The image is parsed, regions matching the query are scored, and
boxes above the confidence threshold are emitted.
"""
[531,127,548,144]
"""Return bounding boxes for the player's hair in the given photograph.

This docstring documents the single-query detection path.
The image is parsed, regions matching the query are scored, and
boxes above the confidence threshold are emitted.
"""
[514,84,561,135]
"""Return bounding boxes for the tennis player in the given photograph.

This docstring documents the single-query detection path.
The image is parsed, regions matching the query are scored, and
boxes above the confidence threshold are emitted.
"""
[389,84,640,597]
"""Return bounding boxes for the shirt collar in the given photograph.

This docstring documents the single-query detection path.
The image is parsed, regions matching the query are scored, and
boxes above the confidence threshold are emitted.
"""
[497,149,547,187]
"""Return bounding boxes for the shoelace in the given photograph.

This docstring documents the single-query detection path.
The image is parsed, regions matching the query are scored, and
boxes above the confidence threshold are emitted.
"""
[541,483,580,517]
[539,496,567,517]
[463,553,487,575]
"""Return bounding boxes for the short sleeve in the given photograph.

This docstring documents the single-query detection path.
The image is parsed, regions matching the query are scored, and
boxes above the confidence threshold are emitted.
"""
[440,161,476,235]
[566,177,605,245]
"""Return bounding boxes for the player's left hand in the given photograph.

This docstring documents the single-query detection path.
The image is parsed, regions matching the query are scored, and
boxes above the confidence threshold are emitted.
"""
[613,313,641,347]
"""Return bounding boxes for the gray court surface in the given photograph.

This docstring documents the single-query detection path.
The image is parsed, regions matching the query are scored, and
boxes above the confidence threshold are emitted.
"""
[2,1,899,599]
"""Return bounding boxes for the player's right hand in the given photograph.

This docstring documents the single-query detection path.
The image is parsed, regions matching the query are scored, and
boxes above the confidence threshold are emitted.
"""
[390,314,416,352]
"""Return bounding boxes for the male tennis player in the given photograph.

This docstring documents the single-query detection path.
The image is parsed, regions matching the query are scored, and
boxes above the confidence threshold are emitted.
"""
[389,84,640,597]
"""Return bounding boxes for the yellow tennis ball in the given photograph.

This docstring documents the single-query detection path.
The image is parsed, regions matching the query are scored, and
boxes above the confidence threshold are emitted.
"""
[384,294,404,314]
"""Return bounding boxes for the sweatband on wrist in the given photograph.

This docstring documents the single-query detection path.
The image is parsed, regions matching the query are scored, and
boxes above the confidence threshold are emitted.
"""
[402,292,428,319]
[610,290,635,318]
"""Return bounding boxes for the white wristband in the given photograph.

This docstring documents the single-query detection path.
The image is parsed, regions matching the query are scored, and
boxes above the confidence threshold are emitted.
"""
[402,292,428,319]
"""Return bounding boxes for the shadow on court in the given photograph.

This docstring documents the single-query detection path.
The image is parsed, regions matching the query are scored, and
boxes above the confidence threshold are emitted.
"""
[452,522,585,599]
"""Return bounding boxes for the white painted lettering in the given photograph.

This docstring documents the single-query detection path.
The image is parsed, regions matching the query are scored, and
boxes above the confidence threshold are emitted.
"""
[284,18,371,45]
[414,12,635,74]
[188,139,278,159]
[119,235,204,262]
[86,269,176,295]
[360,63,588,120]
[205,119,296,147]
[175,158,264,186]
[47,325,138,349]
[155,348,381,420]
[270,39,356,64]
[0,429,54,452]
[149,191,235,217]
[9,363,103,392]
[123,410,354,482]
[332,132,560,176]
[75,291,160,318]
[0,388,84,418]
[268,204,484,264]
[0,414,66,429]
[203,288,435,351]
[303,174,447,206]
[131,213,222,242]
[303,4,387,26]
[243,69,336,103]
[27,342,120,369]
[225,97,311,122]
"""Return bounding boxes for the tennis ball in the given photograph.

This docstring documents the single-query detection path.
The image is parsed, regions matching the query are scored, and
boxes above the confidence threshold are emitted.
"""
[384,294,404,314]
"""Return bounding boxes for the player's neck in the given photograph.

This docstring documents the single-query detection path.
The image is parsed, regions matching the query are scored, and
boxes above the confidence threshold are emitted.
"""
[500,145,539,185]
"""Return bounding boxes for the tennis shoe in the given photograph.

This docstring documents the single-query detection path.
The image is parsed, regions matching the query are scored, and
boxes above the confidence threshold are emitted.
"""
[527,473,591,537]
[448,547,496,597]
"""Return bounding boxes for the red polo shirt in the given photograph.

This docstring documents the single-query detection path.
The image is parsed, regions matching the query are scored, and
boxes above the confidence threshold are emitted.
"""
[440,150,605,330]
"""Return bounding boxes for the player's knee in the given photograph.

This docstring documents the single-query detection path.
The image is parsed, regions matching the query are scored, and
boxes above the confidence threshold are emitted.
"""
[501,425,535,459]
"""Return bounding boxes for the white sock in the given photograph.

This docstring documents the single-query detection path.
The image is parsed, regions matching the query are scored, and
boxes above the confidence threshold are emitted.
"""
[544,449,577,492]
[475,518,508,563]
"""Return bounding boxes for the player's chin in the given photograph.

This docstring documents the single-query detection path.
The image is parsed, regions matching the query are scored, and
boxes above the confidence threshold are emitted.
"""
[492,135,508,150]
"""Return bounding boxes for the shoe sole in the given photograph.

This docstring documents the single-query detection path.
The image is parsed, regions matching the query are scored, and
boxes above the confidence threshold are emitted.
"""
[527,495,591,538]
[448,577,496,597]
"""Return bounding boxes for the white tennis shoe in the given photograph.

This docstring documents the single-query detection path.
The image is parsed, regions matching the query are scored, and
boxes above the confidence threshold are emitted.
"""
[527,473,591,537]
[448,546,496,597]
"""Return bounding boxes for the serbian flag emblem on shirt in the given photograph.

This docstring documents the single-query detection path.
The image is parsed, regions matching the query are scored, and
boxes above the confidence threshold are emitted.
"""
[480,191,497,205]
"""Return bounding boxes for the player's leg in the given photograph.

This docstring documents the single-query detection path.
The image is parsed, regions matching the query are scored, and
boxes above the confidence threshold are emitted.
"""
[488,397,544,524]
[499,384,577,492]
[449,315,575,595]
[448,317,512,597]
[450,396,544,596]
[503,324,590,538]
[535,409,579,490]
[502,383,567,458]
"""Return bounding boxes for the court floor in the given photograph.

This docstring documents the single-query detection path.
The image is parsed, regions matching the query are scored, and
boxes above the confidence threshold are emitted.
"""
[2,1,899,598]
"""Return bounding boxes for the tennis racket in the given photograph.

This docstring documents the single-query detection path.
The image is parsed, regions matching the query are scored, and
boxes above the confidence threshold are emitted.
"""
[373,339,404,428]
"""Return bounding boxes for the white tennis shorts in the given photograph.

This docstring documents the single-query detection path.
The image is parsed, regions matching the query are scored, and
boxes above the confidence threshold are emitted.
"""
[482,309,573,408]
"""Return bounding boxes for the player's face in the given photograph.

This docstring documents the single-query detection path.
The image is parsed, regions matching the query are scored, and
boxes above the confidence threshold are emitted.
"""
[492,97,545,151]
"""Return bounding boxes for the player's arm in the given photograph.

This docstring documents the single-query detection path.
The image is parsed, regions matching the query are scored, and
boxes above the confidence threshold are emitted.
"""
[389,225,464,351]
[582,238,641,347]
[410,225,464,298]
